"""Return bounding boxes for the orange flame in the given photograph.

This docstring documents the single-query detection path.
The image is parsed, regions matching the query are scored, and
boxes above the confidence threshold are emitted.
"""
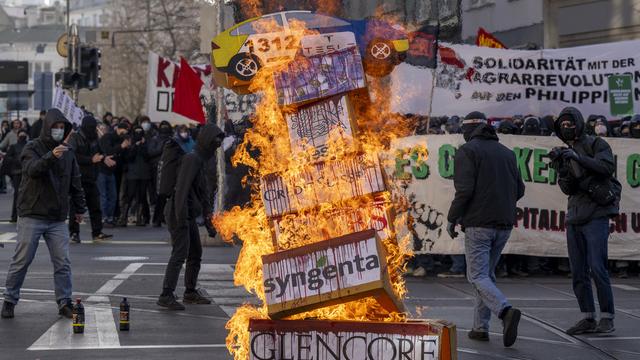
[213,15,419,360]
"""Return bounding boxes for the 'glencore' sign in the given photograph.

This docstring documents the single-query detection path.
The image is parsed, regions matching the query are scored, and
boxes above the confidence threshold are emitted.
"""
[262,230,402,318]
[249,319,456,360]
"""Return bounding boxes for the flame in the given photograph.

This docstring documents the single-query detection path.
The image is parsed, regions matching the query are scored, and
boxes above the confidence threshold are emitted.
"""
[212,15,419,360]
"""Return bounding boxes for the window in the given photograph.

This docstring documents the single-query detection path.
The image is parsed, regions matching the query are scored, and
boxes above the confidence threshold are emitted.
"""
[232,15,283,35]
[44,62,51,72]
[285,12,350,29]
[34,62,42,73]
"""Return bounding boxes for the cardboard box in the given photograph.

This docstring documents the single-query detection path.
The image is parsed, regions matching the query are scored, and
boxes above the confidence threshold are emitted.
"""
[271,195,395,247]
[274,47,366,106]
[249,318,457,360]
[262,229,403,319]
[260,153,387,218]
[285,94,358,160]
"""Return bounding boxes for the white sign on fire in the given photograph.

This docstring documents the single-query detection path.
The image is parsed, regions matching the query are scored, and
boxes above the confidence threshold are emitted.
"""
[260,153,386,218]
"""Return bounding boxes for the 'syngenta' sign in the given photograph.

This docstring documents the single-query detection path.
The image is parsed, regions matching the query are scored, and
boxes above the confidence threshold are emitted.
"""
[262,230,402,318]
[249,319,458,360]
[260,154,386,218]
[285,94,356,160]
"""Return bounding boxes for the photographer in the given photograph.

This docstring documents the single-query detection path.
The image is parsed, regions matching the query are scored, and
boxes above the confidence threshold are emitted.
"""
[550,107,621,335]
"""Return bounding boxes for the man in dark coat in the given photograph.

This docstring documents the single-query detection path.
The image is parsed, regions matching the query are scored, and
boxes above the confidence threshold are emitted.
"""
[157,124,224,310]
[3,129,28,222]
[68,115,113,243]
[151,121,174,227]
[29,110,46,139]
[118,125,151,226]
[2,109,86,319]
[552,107,619,335]
[447,111,525,347]
[97,123,130,226]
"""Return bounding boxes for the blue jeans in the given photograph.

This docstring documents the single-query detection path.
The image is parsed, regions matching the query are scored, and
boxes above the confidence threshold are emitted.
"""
[465,227,512,331]
[567,217,615,319]
[450,254,466,273]
[97,172,117,220]
[4,217,72,305]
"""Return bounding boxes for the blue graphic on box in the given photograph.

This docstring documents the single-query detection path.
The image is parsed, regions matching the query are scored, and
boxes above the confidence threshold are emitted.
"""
[274,47,366,106]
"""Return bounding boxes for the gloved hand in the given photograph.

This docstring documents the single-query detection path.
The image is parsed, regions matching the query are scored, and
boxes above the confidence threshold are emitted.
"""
[562,149,580,162]
[447,222,459,239]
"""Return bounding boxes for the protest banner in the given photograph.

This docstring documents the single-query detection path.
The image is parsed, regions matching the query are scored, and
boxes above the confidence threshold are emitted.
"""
[249,318,456,360]
[385,134,640,260]
[262,230,403,319]
[52,87,83,126]
[145,52,212,125]
[390,40,640,118]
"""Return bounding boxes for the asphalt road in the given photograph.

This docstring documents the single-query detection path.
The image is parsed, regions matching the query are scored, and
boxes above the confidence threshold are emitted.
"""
[0,190,639,360]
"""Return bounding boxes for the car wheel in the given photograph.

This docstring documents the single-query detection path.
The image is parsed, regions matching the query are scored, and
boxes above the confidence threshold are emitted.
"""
[229,53,261,82]
[364,39,397,77]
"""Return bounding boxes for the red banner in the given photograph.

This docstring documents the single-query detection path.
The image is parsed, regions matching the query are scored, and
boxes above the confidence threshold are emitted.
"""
[476,27,507,49]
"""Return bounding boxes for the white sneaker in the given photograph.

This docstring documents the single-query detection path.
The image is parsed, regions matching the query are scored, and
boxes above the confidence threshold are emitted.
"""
[412,266,427,277]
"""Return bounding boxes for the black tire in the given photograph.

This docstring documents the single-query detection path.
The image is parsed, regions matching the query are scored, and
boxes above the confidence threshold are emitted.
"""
[364,39,397,77]
[229,53,261,82]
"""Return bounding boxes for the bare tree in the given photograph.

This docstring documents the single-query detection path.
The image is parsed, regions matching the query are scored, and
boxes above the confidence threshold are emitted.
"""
[81,0,204,119]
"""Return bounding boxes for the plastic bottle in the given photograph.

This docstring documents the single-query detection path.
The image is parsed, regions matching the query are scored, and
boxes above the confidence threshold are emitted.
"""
[119,297,130,331]
[72,298,85,334]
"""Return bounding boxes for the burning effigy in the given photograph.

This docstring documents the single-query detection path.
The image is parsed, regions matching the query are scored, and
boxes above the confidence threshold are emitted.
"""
[212,11,456,360]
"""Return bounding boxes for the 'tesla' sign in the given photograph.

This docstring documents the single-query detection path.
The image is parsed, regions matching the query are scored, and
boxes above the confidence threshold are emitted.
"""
[249,319,442,360]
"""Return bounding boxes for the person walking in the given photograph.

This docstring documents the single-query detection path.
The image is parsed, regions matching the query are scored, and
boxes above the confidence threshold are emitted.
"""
[1,109,86,319]
[68,115,113,243]
[157,124,224,310]
[551,107,620,335]
[447,111,525,347]
[29,110,46,139]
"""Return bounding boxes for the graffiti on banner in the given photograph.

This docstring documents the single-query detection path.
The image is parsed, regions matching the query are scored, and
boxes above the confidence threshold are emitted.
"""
[146,52,211,125]
[223,88,259,124]
[385,135,640,260]
[391,40,640,117]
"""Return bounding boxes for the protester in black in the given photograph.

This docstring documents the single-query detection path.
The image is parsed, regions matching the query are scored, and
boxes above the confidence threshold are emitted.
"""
[118,125,150,226]
[157,124,224,310]
[551,107,619,335]
[98,124,130,226]
[629,115,640,139]
[152,121,174,227]
[68,115,113,243]
[30,110,46,139]
[3,129,28,222]
[520,116,542,136]
[447,111,525,347]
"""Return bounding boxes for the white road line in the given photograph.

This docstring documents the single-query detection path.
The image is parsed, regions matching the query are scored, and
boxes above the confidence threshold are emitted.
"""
[28,306,120,350]
[612,284,640,291]
[587,336,640,341]
[219,306,238,317]
[86,263,143,302]
[0,232,17,241]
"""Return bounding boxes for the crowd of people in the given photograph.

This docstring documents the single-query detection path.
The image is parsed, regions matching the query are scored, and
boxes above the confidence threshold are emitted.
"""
[0,110,220,244]
[406,112,640,280]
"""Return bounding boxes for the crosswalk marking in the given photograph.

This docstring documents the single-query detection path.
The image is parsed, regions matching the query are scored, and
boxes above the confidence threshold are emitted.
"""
[612,284,640,291]
[28,305,120,350]
[0,232,17,241]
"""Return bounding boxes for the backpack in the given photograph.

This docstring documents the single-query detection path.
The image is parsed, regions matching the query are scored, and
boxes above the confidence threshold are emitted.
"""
[157,138,185,197]
[577,136,622,206]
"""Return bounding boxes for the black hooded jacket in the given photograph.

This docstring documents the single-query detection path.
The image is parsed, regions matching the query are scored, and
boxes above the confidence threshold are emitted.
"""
[68,115,101,182]
[554,107,619,224]
[447,123,525,228]
[17,109,86,221]
[124,126,151,180]
[166,124,223,227]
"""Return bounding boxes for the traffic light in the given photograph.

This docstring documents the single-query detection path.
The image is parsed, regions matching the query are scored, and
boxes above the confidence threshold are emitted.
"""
[79,46,101,90]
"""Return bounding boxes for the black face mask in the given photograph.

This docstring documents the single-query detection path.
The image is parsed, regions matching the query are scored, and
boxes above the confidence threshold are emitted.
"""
[631,128,640,139]
[463,126,477,142]
[18,136,27,143]
[561,127,576,141]
[133,131,144,141]
[159,126,172,135]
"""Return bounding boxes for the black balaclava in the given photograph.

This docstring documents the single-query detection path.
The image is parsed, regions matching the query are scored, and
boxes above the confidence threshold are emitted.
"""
[81,115,98,140]
[462,111,487,142]
[159,120,173,136]
[132,126,144,142]
[630,115,640,139]
[521,116,541,136]
[17,129,28,143]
